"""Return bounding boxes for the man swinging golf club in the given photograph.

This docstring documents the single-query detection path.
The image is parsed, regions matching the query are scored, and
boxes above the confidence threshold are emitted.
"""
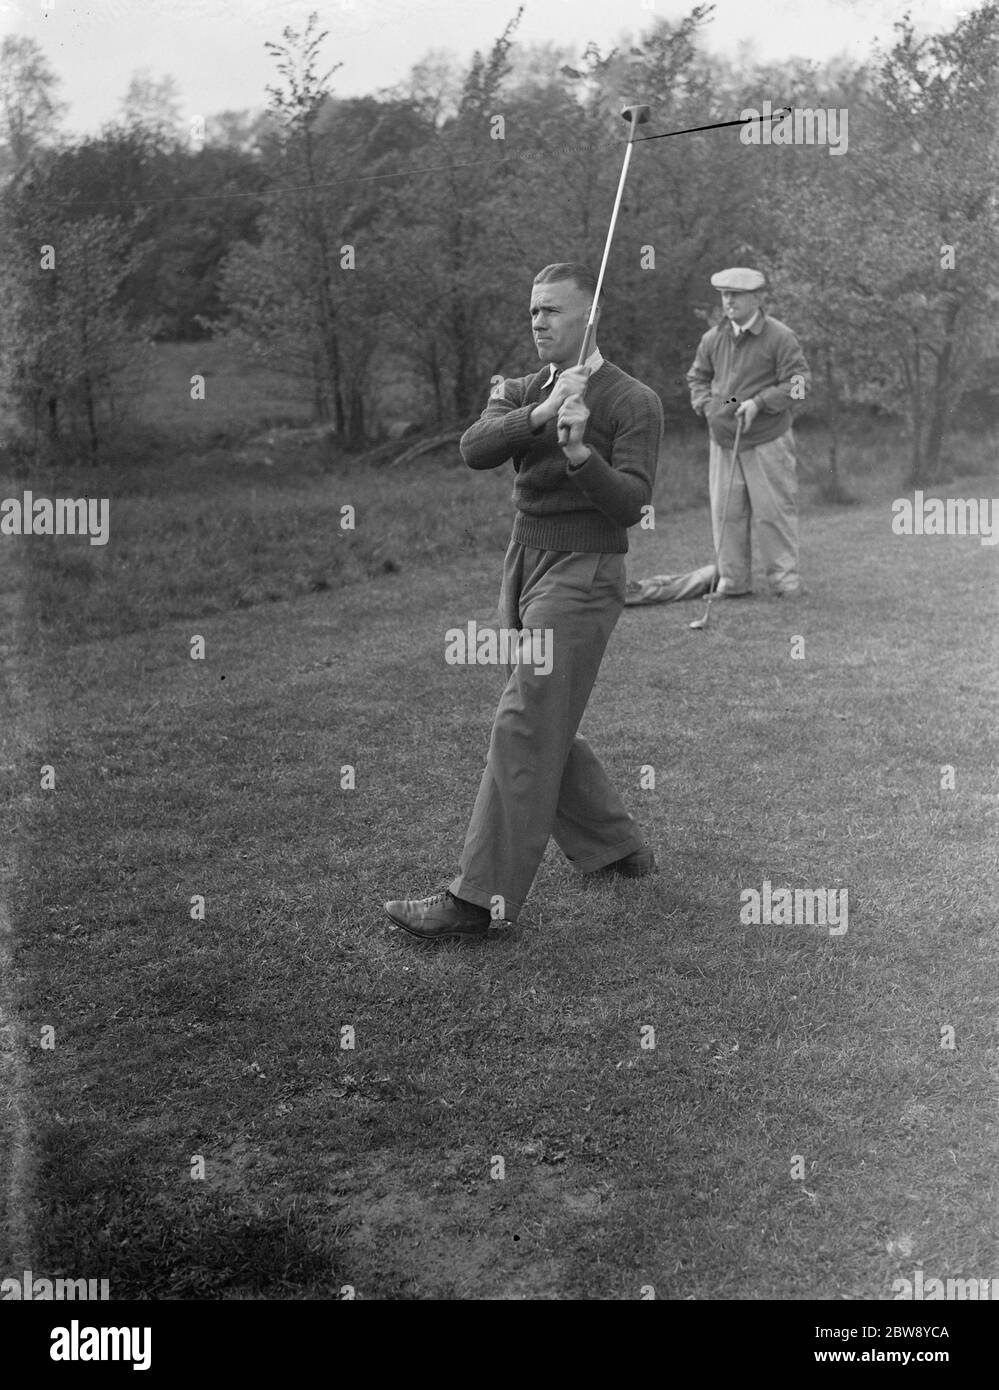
[383,261,663,941]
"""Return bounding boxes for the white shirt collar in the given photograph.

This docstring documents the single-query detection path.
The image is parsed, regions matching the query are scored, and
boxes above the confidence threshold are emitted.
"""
[544,347,604,386]
[732,311,760,338]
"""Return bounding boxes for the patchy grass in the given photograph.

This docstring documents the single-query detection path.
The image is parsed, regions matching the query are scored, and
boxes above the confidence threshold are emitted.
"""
[14,339,993,650]
[135,339,316,442]
[10,443,514,648]
[4,344,997,1299]
[6,463,998,1299]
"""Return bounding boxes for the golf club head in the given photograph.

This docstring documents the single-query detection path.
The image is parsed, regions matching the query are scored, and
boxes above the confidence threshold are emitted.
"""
[689,595,713,630]
[621,105,651,136]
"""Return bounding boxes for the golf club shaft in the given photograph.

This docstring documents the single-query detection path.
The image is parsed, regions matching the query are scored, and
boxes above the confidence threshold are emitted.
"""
[714,416,744,571]
[557,107,648,446]
[577,140,637,368]
[692,416,743,628]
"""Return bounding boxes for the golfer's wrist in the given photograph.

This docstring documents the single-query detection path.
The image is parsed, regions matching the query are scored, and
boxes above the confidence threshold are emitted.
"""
[530,404,554,431]
[564,446,591,469]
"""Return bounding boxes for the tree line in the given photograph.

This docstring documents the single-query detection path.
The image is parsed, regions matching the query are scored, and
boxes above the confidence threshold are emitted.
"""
[0,4,996,483]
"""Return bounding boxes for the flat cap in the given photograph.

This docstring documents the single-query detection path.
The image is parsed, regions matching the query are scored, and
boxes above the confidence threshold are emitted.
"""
[710,267,766,292]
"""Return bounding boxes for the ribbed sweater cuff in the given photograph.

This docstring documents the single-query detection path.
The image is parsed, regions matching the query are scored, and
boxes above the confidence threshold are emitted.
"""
[502,404,545,448]
[512,510,628,554]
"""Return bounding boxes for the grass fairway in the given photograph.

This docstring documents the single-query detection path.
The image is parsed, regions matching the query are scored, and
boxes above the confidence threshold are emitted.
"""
[3,423,998,1300]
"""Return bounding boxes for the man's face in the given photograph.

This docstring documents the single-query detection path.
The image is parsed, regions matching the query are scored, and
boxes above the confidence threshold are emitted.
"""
[720,289,762,326]
[530,279,596,368]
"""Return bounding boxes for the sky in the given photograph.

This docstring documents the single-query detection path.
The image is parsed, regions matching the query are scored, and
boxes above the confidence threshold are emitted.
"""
[3,0,978,137]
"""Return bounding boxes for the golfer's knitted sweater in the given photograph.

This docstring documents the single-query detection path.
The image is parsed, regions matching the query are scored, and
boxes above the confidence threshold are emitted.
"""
[460,360,663,554]
[686,312,811,449]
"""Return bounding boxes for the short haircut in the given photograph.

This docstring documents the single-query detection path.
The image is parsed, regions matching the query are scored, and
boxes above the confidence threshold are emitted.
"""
[532,262,602,302]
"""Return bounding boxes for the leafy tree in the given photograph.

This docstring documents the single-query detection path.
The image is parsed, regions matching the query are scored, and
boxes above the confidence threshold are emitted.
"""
[16,128,268,341]
[0,178,152,462]
[743,59,872,499]
[262,12,349,430]
[119,70,184,147]
[767,7,999,485]
[368,11,529,426]
[869,3,999,481]
[0,35,65,179]
[205,108,276,155]
[212,13,390,443]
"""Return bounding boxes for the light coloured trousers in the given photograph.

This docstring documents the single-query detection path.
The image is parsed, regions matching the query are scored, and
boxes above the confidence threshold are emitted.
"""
[709,427,799,594]
[450,541,645,924]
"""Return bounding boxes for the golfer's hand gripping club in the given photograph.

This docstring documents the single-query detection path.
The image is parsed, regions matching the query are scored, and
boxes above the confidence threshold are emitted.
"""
[556,391,591,457]
[548,365,591,449]
[556,103,650,454]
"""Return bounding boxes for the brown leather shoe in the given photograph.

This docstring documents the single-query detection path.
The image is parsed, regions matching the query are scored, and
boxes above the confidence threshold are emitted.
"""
[384,890,491,940]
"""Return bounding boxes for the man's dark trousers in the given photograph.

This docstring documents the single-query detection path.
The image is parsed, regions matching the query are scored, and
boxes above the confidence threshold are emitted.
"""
[449,539,646,923]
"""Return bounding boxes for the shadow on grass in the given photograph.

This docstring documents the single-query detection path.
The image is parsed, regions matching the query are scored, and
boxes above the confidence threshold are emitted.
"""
[33,1126,348,1299]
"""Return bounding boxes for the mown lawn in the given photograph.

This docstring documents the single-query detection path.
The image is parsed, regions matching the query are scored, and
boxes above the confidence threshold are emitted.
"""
[4,424,997,1298]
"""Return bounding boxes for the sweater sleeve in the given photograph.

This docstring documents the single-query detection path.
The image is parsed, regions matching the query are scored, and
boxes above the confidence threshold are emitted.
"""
[459,376,542,471]
[686,330,715,416]
[565,383,662,527]
[754,326,811,414]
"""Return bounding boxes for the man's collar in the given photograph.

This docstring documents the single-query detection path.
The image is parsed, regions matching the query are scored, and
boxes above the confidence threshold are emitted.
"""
[731,311,763,337]
[543,347,604,385]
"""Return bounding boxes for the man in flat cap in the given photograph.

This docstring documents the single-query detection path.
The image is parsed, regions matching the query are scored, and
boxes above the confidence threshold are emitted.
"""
[683,267,811,598]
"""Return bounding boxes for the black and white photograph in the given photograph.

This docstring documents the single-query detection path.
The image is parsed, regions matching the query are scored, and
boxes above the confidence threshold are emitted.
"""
[0,0,996,1357]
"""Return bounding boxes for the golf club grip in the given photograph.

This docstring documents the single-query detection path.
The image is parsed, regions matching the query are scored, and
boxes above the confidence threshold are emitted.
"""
[555,325,597,444]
